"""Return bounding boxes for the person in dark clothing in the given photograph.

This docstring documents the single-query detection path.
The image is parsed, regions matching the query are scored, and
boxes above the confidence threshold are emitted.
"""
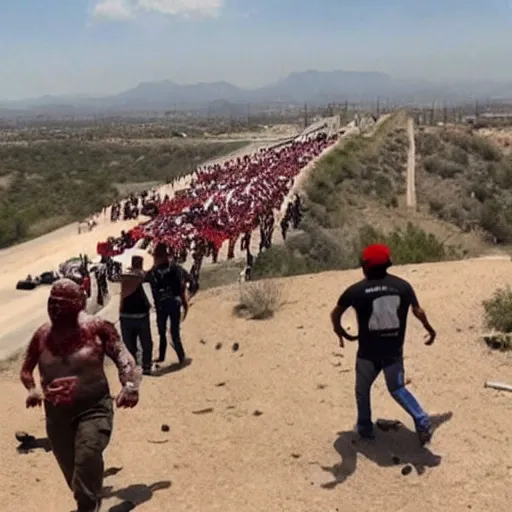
[184,266,199,298]
[330,243,437,445]
[119,256,153,376]
[145,243,189,364]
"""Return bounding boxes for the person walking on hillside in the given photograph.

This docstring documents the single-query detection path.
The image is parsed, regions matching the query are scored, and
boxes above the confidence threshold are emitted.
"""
[119,255,153,376]
[145,243,189,365]
[330,244,437,445]
[20,279,141,512]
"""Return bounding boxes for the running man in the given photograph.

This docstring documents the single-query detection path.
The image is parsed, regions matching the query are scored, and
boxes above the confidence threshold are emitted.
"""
[330,244,436,445]
[20,279,141,512]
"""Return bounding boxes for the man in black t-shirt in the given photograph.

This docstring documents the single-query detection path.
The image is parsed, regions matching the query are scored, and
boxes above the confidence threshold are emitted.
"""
[119,255,153,375]
[330,244,437,445]
[145,243,189,364]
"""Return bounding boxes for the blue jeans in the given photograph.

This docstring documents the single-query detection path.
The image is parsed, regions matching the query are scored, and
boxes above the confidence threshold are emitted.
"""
[156,297,185,363]
[120,314,153,371]
[355,357,430,434]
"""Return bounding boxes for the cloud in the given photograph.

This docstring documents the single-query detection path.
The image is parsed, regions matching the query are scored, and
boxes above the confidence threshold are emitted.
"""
[92,0,224,21]
[92,0,134,20]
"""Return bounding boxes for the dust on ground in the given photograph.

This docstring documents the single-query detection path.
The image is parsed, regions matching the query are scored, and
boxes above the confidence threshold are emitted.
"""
[2,259,512,511]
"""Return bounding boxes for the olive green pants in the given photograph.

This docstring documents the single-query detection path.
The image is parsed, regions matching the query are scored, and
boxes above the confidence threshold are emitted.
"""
[45,395,113,512]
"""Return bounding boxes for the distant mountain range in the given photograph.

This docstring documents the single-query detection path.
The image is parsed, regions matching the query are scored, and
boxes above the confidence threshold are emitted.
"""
[2,69,512,115]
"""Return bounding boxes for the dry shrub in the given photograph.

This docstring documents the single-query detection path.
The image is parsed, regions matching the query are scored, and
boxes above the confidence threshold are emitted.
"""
[235,280,282,320]
[482,286,512,334]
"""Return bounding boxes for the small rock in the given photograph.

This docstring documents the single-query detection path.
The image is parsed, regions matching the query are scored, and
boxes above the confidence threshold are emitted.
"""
[253,410,263,417]
[317,384,327,390]
[291,453,301,459]
[216,382,226,387]
[401,465,413,476]
[232,343,240,352]
[215,343,222,350]
[200,339,206,345]
[161,424,170,433]
[297,325,304,329]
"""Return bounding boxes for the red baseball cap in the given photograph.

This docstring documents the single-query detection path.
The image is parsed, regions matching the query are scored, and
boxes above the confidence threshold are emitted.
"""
[361,244,392,268]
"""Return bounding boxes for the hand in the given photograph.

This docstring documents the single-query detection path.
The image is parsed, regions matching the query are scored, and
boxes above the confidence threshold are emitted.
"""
[116,387,139,408]
[424,330,436,346]
[26,389,43,408]
[337,334,345,348]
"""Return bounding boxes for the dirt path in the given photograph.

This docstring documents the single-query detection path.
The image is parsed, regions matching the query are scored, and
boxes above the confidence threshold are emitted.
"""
[406,117,417,209]
[2,260,512,511]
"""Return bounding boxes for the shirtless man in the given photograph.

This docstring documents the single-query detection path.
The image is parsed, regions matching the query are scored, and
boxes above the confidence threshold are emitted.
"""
[20,279,141,512]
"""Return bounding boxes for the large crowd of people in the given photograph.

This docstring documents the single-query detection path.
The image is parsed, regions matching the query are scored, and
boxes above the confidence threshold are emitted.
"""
[97,131,338,283]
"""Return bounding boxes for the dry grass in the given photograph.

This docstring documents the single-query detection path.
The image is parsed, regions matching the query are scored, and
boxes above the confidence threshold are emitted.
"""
[234,280,283,320]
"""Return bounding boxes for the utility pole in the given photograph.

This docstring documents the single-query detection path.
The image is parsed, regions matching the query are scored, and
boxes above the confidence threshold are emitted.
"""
[443,104,447,125]
[376,97,380,117]
[304,102,309,128]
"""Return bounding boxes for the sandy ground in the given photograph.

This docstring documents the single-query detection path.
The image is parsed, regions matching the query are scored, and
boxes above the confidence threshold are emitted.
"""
[2,259,512,511]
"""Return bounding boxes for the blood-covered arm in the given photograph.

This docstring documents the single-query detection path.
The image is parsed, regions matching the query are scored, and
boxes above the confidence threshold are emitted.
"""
[98,320,140,389]
[20,327,44,391]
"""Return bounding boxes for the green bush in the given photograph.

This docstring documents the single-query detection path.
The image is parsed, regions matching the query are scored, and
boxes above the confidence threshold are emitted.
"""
[479,198,512,242]
[423,155,464,178]
[0,140,247,248]
[483,286,512,333]
[356,222,456,264]
[253,221,455,279]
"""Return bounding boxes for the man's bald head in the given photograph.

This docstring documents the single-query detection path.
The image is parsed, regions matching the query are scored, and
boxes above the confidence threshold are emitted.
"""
[48,278,86,325]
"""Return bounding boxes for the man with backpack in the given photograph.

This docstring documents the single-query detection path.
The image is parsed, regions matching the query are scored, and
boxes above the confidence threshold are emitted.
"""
[145,243,189,365]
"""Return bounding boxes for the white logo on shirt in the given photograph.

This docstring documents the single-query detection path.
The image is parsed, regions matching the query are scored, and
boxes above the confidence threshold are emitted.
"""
[368,295,401,331]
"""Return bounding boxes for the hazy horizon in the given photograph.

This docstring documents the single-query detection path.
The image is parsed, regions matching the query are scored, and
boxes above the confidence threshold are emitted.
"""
[2,0,512,101]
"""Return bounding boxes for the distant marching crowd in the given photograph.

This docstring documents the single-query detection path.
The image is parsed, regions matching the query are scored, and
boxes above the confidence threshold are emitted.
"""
[96,131,338,285]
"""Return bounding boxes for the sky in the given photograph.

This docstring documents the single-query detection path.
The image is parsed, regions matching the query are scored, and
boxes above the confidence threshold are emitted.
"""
[1,0,512,100]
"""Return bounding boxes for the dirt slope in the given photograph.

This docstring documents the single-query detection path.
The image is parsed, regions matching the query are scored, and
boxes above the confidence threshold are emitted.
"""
[2,259,512,511]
